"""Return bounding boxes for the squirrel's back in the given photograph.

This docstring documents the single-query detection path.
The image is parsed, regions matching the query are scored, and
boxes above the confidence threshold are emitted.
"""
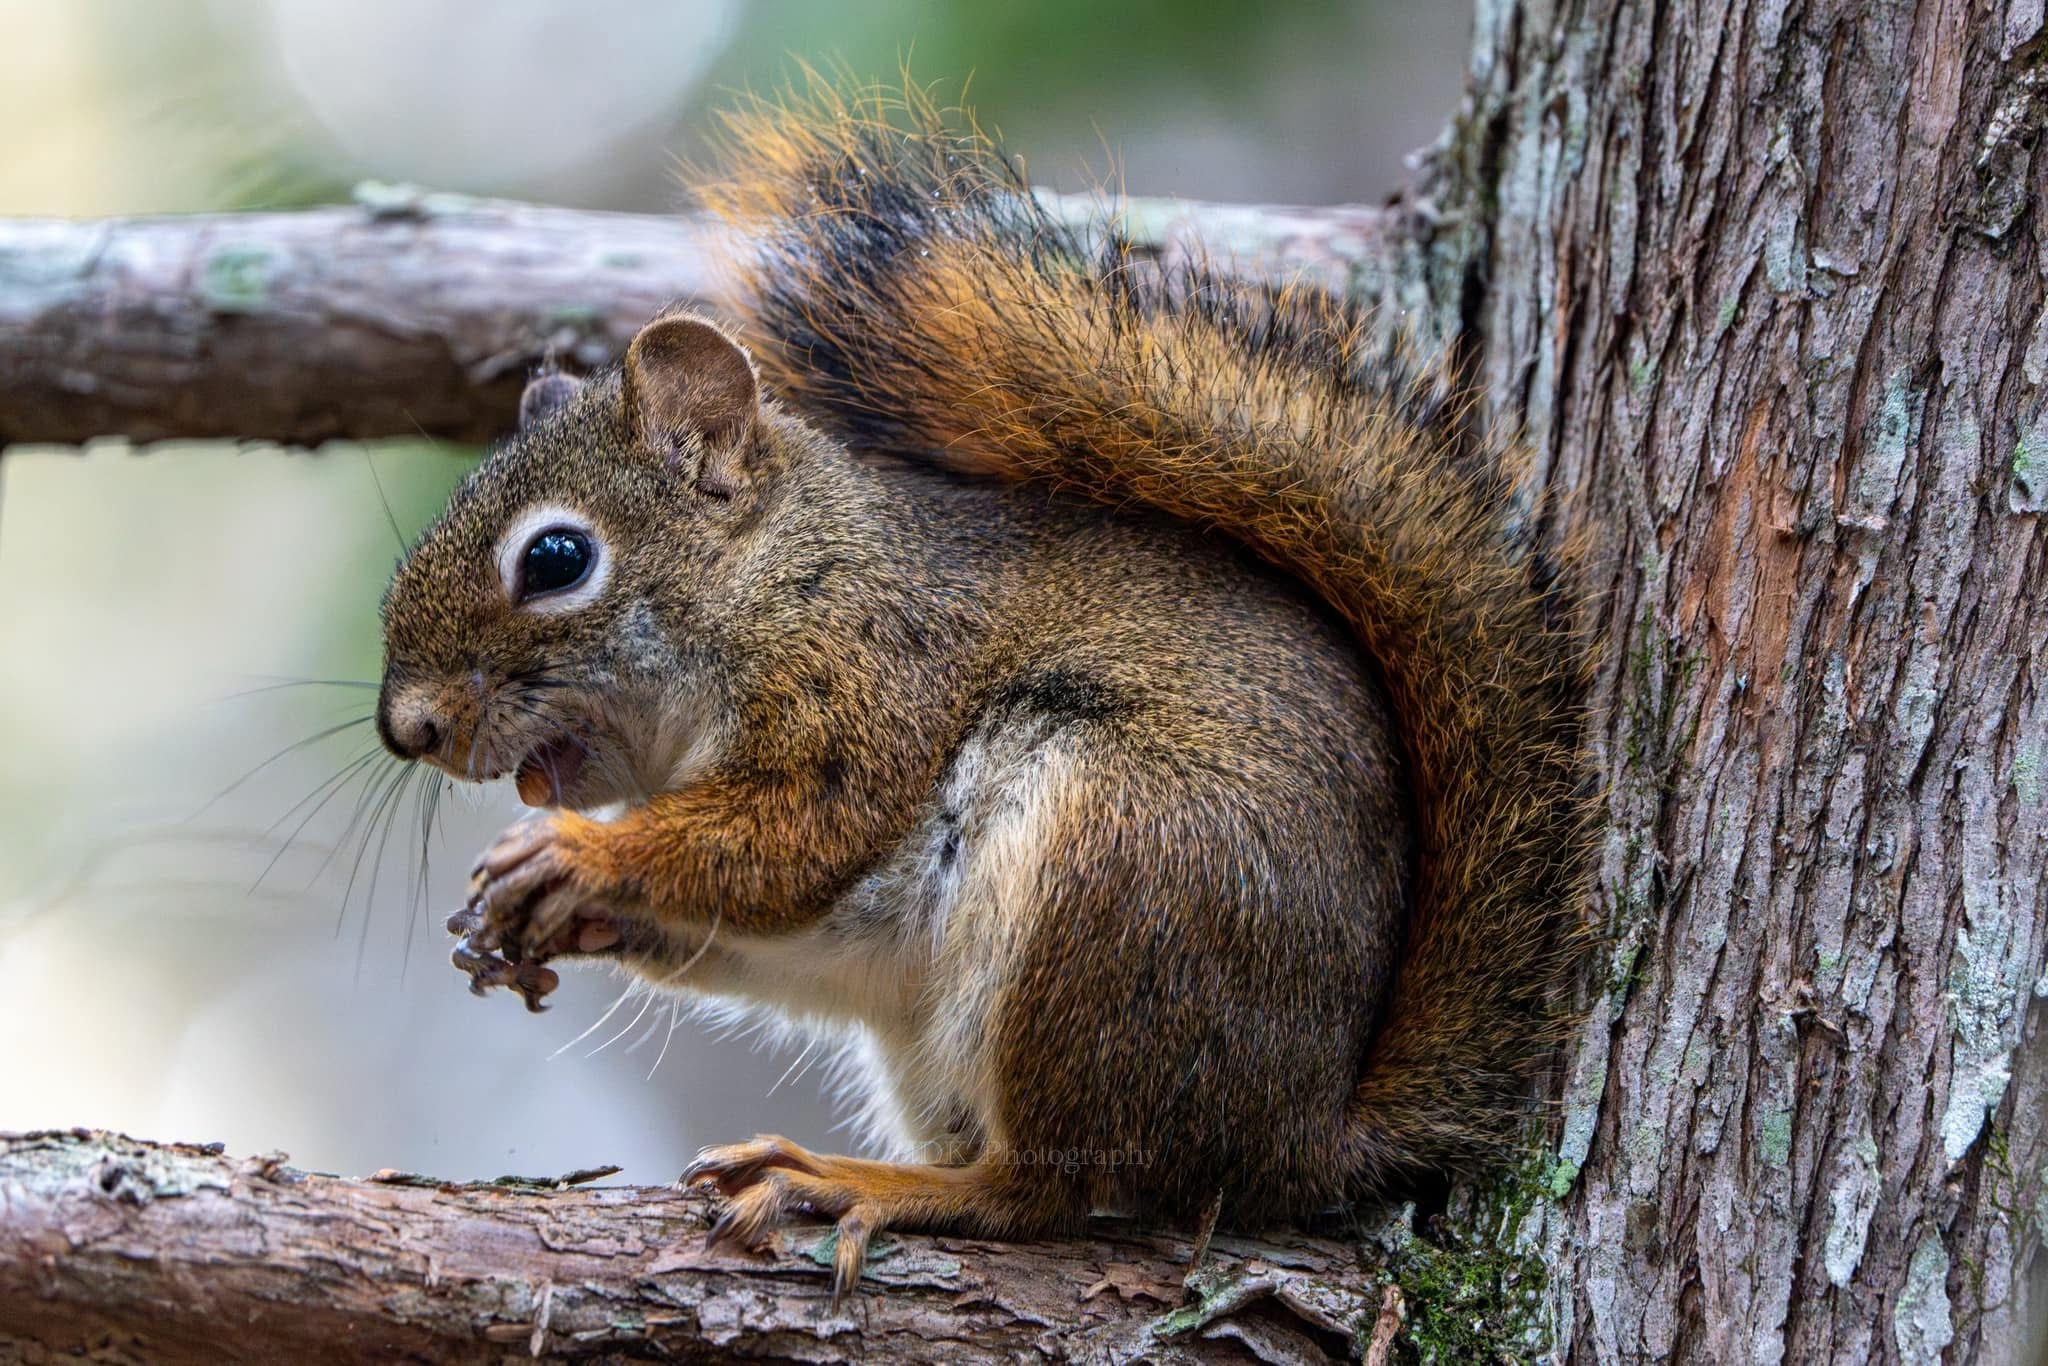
[695,79,1593,1184]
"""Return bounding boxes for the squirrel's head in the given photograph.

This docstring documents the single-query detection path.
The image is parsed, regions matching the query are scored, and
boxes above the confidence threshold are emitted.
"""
[376,310,807,809]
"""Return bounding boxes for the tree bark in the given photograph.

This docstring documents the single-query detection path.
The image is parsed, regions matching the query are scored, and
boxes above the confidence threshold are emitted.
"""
[1413,0,2048,1361]
[0,190,724,447]
[0,1130,1387,1364]
[0,190,1390,448]
[1,1,2044,1362]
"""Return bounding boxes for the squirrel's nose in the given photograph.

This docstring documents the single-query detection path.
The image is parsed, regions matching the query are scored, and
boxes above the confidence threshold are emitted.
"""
[377,687,444,761]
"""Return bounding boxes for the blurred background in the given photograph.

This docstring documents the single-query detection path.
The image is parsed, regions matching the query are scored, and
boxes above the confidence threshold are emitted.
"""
[0,0,1467,1183]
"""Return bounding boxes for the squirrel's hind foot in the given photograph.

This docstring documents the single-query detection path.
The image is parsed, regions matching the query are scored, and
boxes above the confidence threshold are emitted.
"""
[683,1135,1077,1306]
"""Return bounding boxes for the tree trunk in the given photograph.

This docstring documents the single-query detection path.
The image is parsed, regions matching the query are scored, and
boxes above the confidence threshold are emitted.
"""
[1397,0,2048,1360]
[0,1,2043,1362]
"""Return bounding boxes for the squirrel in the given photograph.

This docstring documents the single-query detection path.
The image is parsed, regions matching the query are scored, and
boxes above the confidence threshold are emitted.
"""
[377,81,1590,1301]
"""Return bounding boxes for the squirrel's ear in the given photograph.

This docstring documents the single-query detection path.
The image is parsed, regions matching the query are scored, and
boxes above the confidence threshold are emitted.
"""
[622,313,760,495]
[518,372,584,430]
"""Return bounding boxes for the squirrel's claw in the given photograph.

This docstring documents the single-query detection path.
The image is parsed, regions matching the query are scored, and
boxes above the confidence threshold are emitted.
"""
[512,961,559,1011]
[827,1209,875,1309]
[448,935,559,1008]
[449,936,502,990]
[683,1135,824,1194]
[685,1135,877,1305]
[472,817,558,880]
[696,1167,875,1304]
[448,816,623,1009]
[467,831,566,945]
[702,1172,788,1253]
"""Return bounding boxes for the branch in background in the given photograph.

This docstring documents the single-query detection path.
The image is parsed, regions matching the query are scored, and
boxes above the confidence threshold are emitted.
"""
[0,1131,1387,1363]
[0,185,1401,450]
[0,188,721,449]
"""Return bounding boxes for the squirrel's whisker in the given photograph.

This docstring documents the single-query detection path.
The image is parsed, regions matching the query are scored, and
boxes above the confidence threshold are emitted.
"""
[212,676,381,703]
[590,983,661,1060]
[645,999,684,1081]
[188,714,375,821]
[329,758,411,937]
[550,977,642,1061]
[766,1035,821,1098]
[249,746,384,894]
[263,745,382,840]
[353,764,422,986]
[315,753,403,894]
[399,769,446,982]
[358,446,407,556]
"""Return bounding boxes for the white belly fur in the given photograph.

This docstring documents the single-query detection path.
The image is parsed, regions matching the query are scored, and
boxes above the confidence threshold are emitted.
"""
[645,725,1074,1161]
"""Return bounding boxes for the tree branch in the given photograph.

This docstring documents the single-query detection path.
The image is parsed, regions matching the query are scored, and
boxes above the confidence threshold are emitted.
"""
[0,186,1401,449]
[0,1130,1384,1363]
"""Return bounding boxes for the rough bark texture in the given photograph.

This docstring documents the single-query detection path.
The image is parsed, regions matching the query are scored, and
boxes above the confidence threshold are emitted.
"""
[0,188,724,447]
[0,189,1389,448]
[1,2,2045,1362]
[0,1131,1387,1364]
[1394,0,2048,1361]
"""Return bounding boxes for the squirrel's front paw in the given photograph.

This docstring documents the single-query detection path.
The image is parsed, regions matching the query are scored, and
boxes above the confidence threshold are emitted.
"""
[447,816,623,1011]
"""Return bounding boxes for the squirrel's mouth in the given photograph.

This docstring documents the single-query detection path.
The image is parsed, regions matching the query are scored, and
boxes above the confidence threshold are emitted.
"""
[514,734,588,807]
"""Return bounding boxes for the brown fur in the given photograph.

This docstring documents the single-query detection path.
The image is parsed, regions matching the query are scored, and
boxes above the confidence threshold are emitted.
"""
[376,79,1590,1301]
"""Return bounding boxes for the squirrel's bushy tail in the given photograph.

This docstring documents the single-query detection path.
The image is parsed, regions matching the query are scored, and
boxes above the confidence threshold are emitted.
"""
[695,81,1592,1183]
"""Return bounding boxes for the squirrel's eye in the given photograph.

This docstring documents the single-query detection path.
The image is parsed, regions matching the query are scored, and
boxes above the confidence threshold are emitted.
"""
[519,529,593,600]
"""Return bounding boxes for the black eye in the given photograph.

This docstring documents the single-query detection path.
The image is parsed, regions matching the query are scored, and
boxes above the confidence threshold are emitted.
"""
[519,529,593,600]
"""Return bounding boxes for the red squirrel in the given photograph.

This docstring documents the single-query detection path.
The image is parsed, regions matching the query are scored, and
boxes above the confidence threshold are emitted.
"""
[378,82,1590,1302]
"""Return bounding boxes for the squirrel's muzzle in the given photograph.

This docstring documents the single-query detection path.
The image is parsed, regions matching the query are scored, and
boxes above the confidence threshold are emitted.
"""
[377,679,460,763]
